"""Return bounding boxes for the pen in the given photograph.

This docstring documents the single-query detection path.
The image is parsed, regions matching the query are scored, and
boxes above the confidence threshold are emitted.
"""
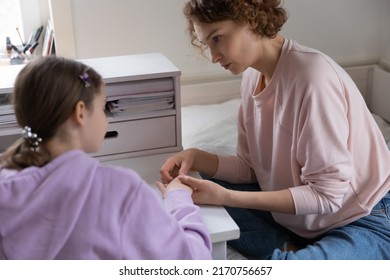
[6,37,12,52]
[11,44,26,60]
[16,27,26,46]
[23,43,32,53]
[11,44,23,54]
[27,41,39,55]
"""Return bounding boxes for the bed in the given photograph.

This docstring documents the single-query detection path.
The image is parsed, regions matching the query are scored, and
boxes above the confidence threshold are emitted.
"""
[182,99,390,153]
[182,66,390,154]
[180,64,390,259]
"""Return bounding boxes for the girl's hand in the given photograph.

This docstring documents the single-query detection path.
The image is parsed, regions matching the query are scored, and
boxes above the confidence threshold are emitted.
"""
[156,177,193,198]
[177,175,229,206]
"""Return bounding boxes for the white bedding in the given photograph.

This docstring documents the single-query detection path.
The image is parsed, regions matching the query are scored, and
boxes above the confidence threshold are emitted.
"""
[181,98,390,153]
[182,99,239,155]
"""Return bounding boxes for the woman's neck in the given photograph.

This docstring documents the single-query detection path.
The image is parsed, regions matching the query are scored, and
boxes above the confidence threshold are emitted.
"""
[252,34,285,82]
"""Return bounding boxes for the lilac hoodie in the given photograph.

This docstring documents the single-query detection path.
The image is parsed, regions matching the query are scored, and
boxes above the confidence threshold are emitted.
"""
[0,150,212,259]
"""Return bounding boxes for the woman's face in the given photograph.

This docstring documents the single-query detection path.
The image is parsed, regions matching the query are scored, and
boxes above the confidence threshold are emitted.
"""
[193,20,261,75]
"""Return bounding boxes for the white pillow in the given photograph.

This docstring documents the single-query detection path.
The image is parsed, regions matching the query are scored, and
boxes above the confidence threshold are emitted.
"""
[181,99,240,155]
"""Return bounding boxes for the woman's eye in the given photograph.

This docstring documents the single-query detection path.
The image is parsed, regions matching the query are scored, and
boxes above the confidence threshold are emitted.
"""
[212,35,221,43]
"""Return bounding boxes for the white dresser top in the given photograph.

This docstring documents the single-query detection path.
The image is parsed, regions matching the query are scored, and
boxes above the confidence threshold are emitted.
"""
[0,53,180,94]
[79,53,181,83]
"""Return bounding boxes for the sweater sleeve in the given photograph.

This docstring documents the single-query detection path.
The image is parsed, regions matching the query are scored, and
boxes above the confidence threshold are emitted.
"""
[289,67,353,215]
[164,189,212,257]
[120,174,212,259]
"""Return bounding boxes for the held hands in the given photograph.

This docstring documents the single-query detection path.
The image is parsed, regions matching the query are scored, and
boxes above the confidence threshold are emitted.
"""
[156,175,229,206]
[177,175,228,206]
[158,148,222,205]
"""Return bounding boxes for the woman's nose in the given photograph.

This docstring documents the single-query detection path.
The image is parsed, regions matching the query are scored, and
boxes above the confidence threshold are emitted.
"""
[209,47,222,64]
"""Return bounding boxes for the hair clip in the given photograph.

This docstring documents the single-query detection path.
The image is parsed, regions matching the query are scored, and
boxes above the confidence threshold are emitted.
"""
[22,126,42,148]
[79,72,91,88]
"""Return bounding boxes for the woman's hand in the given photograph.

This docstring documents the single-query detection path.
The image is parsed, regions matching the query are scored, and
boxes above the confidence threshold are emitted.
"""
[156,177,193,198]
[160,148,219,184]
[160,148,198,183]
[177,175,229,206]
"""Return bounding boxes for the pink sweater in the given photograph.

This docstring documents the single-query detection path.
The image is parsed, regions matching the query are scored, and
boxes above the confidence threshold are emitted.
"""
[214,38,390,238]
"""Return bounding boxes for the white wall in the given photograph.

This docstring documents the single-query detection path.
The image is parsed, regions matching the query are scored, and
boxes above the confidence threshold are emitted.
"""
[382,0,390,60]
[19,0,50,41]
[49,0,387,82]
[282,0,385,64]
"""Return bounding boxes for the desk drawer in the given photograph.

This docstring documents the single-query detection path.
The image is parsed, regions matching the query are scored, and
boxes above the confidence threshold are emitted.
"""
[94,116,176,157]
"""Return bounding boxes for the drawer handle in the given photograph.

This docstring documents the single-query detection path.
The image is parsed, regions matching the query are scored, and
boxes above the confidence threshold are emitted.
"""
[105,131,119,139]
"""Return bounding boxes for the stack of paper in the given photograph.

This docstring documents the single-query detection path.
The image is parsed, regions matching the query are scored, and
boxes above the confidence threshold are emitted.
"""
[106,91,174,117]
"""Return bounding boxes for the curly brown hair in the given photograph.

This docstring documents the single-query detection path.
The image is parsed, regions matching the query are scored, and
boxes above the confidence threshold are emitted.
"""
[184,0,288,52]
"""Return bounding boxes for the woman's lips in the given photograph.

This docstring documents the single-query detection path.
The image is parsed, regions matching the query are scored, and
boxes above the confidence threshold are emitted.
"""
[223,63,231,70]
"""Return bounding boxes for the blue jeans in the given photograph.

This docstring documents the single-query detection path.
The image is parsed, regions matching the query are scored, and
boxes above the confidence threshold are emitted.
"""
[207,178,390,260]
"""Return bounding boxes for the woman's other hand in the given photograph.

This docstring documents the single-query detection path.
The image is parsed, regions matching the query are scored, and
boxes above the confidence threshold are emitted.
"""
[177,175,229,206]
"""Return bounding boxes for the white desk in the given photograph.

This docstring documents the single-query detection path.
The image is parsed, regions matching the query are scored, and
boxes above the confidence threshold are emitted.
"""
[104,152,240,259]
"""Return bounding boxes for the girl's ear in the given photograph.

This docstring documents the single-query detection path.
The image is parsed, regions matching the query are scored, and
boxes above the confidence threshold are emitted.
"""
[72,100,87,125]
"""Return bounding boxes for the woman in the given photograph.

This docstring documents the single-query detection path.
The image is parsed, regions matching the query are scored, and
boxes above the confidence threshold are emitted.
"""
[160,0,390,259]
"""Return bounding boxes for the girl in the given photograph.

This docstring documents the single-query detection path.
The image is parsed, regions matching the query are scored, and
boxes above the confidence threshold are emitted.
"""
[160,0,390,259]
[0,56,212,259]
